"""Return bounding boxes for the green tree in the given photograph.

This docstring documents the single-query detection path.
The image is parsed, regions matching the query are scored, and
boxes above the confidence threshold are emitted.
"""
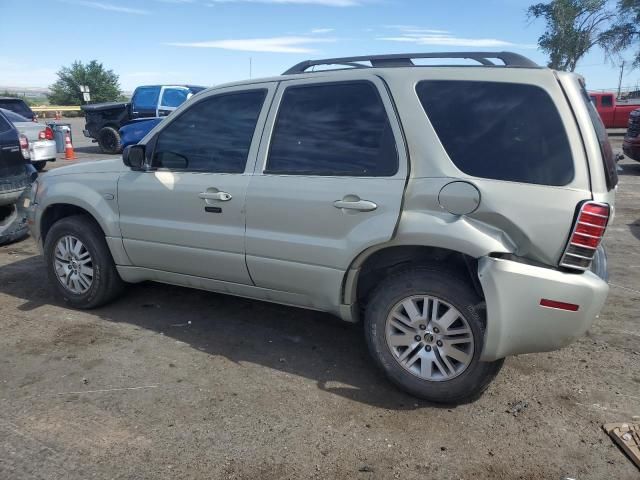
[48,60,122,105]
[601,0,640,67]
[528,0,614,71]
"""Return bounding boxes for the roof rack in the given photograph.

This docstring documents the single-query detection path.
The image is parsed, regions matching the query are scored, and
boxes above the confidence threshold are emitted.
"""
[282,51,539,75]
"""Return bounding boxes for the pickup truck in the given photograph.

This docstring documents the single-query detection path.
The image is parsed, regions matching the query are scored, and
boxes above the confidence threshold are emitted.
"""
[81,84,205,154]
[589,92,640,129]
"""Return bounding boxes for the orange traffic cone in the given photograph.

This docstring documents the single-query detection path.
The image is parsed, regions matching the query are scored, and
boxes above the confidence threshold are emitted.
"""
[64,133,77,160]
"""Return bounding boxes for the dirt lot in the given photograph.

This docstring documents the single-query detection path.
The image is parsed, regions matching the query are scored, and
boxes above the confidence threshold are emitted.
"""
[1,127,639,479]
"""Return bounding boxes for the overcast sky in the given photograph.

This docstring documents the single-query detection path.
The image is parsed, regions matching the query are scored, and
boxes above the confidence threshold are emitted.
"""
[0,0,636,92]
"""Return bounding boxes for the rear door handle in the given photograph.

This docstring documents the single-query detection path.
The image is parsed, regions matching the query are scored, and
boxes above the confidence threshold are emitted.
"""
[333,199,377,212]
[199,191,232,201]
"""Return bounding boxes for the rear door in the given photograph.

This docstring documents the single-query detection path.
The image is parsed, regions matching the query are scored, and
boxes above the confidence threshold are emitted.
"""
[244,76,408,309]
[406,73,593,266]
[598,94,615,127]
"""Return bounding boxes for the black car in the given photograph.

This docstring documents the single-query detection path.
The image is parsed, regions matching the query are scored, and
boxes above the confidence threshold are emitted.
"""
[0,97,37,122]
[0,108,37,244]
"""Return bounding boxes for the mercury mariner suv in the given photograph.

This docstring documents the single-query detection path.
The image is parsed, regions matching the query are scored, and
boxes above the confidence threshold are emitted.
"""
[27,52,617,403]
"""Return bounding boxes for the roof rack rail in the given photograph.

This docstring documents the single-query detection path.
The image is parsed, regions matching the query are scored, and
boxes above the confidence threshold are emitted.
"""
[283,51,539,75]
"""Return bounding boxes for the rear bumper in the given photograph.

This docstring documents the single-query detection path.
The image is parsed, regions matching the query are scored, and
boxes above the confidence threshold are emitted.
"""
[30,140,56,162]
[478,257,609,361]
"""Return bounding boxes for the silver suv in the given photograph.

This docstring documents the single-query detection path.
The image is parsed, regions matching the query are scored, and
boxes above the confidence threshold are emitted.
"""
[27,52,617,403]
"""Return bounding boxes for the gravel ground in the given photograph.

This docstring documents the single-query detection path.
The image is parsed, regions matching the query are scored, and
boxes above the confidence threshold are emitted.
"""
[0,127,639,479]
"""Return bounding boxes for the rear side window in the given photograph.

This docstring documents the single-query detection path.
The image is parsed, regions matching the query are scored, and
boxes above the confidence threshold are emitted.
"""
[160,88,189,108]
[581,86,618,190]
[266,82,398,176]
[2,109,29,123]
[0,99,32,118]
[416,80,574,186]
[152,89,266,173]
[601,95,613,107]
[0,114,11,133]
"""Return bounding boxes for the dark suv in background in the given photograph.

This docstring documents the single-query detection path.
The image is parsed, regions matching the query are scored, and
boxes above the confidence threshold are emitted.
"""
[0,97,37,122]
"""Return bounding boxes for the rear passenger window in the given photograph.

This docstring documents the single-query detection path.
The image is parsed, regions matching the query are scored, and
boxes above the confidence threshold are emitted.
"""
[266,82,398,176]
[0,115,11,133]
[416,81,574,186]
[601,95,613,107]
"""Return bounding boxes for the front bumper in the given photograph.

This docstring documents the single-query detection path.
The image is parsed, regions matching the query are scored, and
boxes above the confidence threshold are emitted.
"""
[478,257,609,361]
[30,140,56,162]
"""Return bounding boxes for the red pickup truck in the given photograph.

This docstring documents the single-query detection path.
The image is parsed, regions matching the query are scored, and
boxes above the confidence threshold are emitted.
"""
[589,92,640,128]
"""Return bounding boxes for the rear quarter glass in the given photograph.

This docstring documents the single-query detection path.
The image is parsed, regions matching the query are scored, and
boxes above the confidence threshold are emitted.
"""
[0,100,33,119]
[415,80,574,186]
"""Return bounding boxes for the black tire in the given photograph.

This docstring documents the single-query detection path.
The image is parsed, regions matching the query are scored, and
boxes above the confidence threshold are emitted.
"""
[44,215,124,309]
[98,126,122,154]
[32,161,47,172]
[364,266,504,404]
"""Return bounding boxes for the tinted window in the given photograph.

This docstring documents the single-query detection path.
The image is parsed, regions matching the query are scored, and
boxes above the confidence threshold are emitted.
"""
[267,82,398,176]
[581,87,618,190]
[1,109,29,123]
[0,114,11,133]
[416,80,574,186]
[152,90,266,173]
[601,95,613,107]
[589,95,597,105]
[133,87,160,110]
[0,99,32,118]
[161,88,189,108]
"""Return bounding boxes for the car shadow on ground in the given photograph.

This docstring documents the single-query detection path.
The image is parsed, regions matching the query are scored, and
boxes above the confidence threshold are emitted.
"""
[0,254,462,410]
[618,160,640,176]
[72,145,105,154]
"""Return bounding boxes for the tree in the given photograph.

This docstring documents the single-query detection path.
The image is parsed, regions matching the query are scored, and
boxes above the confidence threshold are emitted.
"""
[601,0,640,67]
[528,0,614,71]
[48,60,122,105]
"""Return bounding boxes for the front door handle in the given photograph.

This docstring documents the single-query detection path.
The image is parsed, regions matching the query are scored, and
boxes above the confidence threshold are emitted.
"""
[333,199,377,212]
[199,191,232,201]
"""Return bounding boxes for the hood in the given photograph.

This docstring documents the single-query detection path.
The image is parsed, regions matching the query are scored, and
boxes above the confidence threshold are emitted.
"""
[44,158,126,177]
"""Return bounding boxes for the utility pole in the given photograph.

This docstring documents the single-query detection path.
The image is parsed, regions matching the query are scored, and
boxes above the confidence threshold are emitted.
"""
[249,57,252,79]
[617,61,625,99]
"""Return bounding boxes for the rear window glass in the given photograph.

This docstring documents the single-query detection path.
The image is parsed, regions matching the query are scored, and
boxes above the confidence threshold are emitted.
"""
[0,114,11,133]
[581,87,618,190]
[416,80,574,186]
[1,109,29,123]
[0,99,32,118]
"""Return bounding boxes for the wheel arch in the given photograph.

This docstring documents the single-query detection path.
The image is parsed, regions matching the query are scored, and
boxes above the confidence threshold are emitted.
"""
[342,244,486,321]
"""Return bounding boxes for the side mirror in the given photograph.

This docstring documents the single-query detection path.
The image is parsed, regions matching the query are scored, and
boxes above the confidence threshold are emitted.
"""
[123,145,145,170]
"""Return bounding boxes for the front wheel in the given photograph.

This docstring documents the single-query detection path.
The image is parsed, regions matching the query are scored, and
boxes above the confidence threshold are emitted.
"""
[364,267,503,403]
[44,215,124,308]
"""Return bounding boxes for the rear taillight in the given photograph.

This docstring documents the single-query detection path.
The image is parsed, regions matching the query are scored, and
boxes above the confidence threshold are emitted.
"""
[560,202,610,271]
[19,134,30,160]
[39,127,54,140]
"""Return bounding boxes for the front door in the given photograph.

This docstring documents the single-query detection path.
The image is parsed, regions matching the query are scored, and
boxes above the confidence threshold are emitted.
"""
[118,85,274,284]
[245,76,408,309]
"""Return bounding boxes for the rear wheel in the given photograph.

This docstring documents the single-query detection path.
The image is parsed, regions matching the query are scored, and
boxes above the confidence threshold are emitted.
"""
[364,266,503,403]
[98,127,122,154]
[44,215,124,308]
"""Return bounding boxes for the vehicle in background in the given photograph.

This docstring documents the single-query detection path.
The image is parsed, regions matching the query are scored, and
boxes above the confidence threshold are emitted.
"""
[82,85,205,154]
[119,117,164,149]
[623,108,640,162]
[0,108,56,171]
[0,109,37,245]
[589,92,640,128]
[0,97,37,122]
[28,52,616,403]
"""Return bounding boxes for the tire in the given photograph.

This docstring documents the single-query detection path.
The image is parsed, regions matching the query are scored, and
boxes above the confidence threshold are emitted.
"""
[44,215,124,309]
[32,161,47,172]
[97,126,122,154]
[364,266,504,404]
[0,203,29,246]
